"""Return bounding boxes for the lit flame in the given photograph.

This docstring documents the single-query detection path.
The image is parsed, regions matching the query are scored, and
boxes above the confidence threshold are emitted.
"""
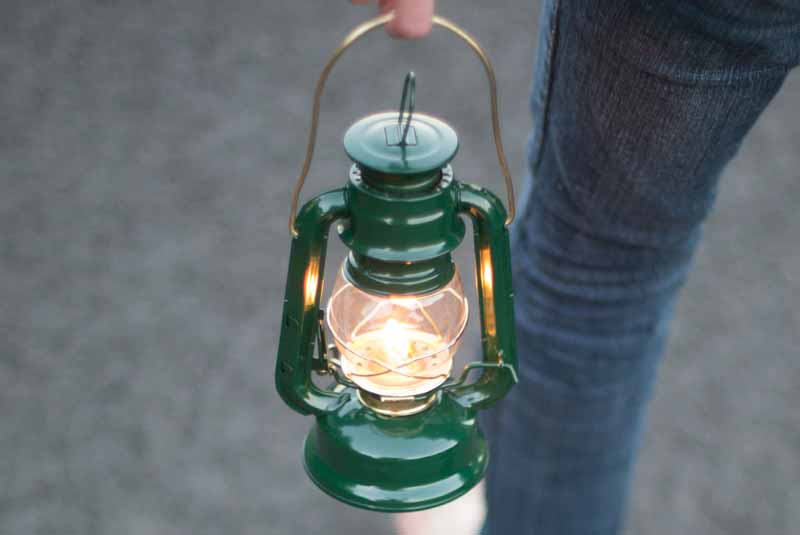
[382,318,410,366]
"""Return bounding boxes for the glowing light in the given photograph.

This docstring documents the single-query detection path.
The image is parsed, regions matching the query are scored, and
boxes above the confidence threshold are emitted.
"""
[480,248,493,292]
[479,248,496,336]
[327,264,468,397]
[304,261,319,308]
[382,319,411,366]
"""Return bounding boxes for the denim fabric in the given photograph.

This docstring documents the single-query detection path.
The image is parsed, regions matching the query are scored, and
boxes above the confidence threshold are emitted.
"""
[480,1,800,533]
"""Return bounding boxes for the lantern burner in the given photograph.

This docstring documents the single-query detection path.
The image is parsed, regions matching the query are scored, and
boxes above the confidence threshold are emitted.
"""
[356,389,439,417]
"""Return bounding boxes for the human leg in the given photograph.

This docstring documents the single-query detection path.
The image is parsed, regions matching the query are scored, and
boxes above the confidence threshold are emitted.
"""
[482,1,800,533]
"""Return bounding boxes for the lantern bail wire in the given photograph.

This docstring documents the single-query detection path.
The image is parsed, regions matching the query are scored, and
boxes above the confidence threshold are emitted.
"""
[287,12,517,237]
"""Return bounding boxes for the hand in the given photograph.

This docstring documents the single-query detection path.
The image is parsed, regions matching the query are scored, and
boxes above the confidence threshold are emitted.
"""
[350,0,435,39]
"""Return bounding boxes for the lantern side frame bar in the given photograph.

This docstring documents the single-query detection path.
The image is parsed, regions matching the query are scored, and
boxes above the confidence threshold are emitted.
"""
[276,189,351,416]
[444,182,518,411]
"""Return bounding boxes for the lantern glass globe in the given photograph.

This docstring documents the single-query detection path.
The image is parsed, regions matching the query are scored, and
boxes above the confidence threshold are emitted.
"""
[326,263,469,397]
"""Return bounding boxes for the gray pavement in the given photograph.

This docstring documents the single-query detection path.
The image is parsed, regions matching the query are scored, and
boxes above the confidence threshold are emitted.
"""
[1,1,798,534]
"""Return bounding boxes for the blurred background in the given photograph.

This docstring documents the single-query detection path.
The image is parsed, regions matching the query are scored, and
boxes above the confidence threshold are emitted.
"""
[2,1,798,534]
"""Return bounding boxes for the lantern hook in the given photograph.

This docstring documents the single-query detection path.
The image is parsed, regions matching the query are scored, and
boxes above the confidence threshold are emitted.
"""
[397,71,416,146]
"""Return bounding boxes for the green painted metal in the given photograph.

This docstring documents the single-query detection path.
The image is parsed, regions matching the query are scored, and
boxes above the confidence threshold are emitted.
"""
[339,164,464,262]
[360,168,442,196]
[275,189,350,416]
[303,388,487,512]
[444,183,518,411]
[338,163,465,295]
[343,252,455,296]
[343,112,459,178]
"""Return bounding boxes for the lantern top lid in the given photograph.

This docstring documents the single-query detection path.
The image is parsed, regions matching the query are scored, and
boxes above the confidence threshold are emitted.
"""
[343,110,458,178]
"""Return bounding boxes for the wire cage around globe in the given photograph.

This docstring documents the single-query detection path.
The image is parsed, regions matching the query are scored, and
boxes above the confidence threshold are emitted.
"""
[326,262,469,398]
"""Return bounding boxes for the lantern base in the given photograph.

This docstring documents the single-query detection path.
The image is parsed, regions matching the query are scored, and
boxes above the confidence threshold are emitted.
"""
[303,388,487,512]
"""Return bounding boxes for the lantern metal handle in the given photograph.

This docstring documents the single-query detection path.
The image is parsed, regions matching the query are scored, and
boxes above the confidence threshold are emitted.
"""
[288,12,517,237]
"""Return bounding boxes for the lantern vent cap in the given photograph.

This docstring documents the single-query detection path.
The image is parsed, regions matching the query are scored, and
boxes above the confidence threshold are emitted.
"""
[343,111,459,177]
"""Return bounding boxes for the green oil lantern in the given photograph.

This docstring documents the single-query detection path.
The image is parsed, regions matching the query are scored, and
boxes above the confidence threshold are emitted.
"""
[275,14,519,512]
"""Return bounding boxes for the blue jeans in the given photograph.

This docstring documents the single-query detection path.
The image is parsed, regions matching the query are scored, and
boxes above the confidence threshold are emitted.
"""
[480,1,800,533]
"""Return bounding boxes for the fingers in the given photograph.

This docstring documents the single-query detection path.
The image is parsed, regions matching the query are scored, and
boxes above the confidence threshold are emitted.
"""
[352,0,434,39]
[387,0,434,39]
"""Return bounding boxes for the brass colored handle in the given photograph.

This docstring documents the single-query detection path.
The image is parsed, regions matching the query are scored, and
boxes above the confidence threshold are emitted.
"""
[288,12,516,236]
